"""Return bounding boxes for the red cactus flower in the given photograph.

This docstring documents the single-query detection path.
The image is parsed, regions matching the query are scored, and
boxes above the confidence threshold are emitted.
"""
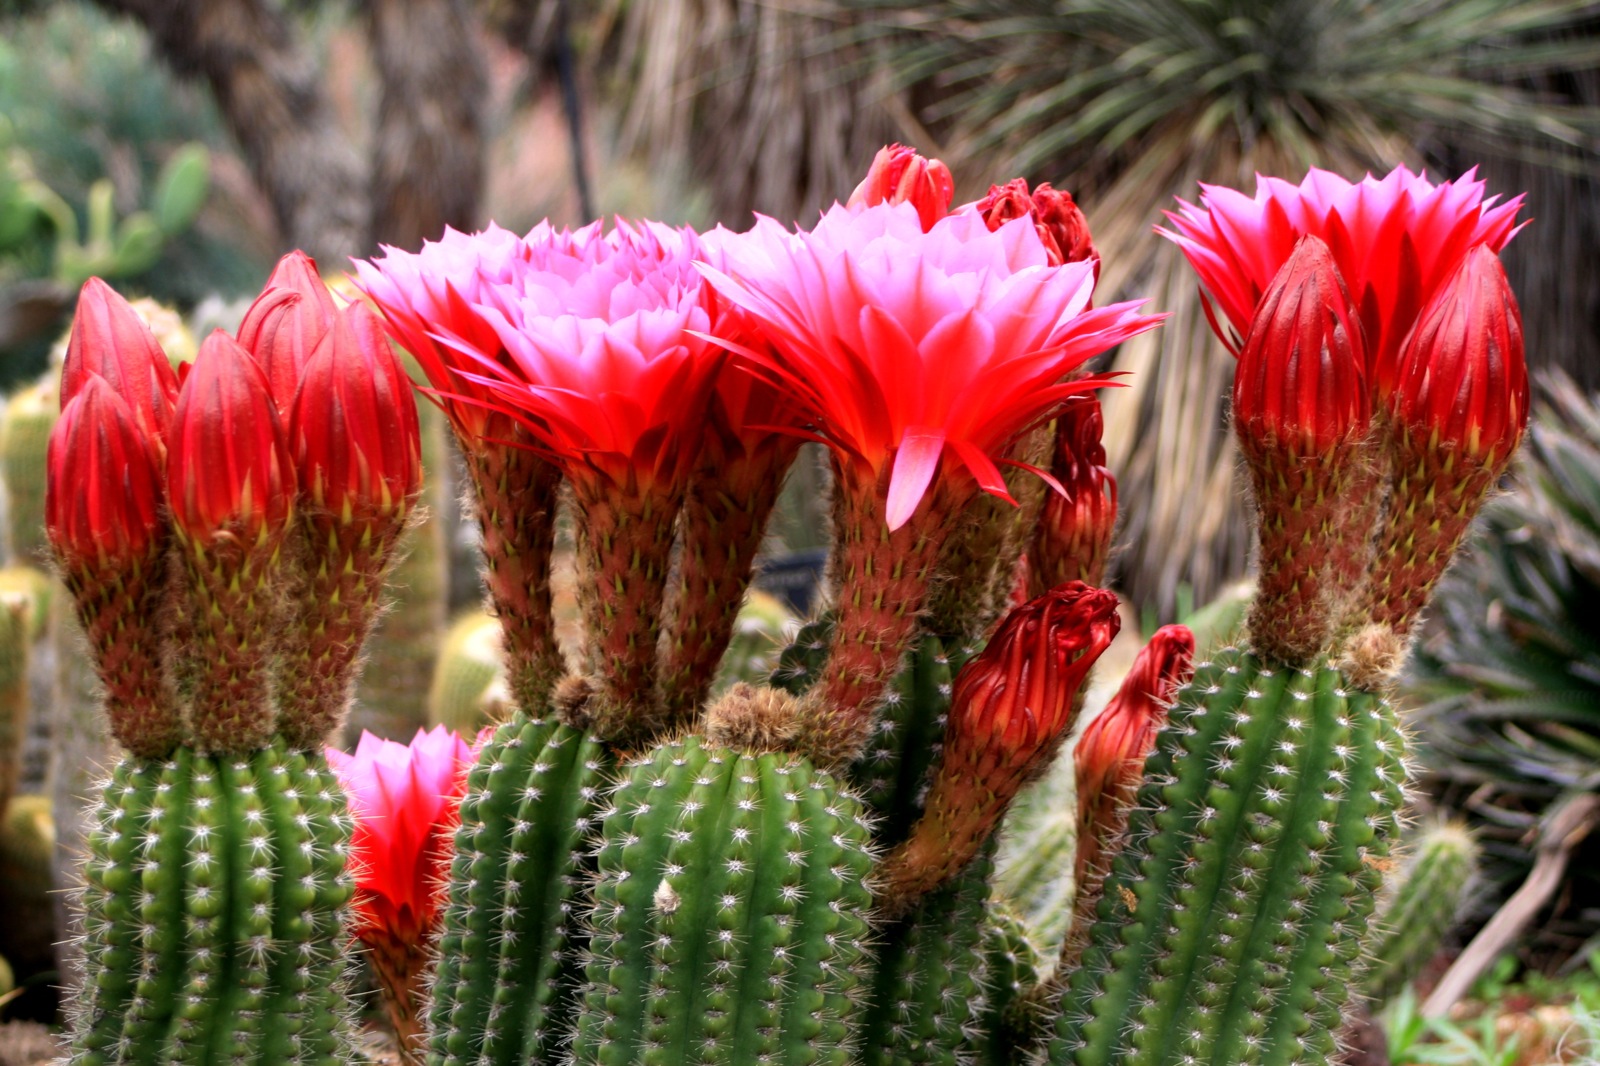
[46,375,165,569]
[875,582,1121,915]
[701,203,1158,758]
[290,302,423,520]
[168,330,295,549]
[60,278,180,452]
[976,179,1098,272]
[847,143,955,231]
[1161,165,1525,400]
[1030,394,1117,594]
[1074,624,1195,883]
[327,726,476,1055]
[237,251,339,414]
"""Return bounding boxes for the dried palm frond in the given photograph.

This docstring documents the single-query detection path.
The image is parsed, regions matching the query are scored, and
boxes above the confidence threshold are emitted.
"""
[826,0,1600,614]
[594,0,904,225]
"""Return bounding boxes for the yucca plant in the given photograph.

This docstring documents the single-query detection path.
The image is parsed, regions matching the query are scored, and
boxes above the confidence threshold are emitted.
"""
[826,0,1600,615]
[1405,373,1600,960]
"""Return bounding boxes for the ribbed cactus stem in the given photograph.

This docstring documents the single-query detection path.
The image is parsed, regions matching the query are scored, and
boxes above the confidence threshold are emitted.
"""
[67,741,357,1066]
[464,432,564,715]
[425,713,605,1066]
[0,596,29,819]
[1361,820,1478,1002]
[796,473,946,768]
[0,380,57,568]
[1049,647,1407,1066]
[657,437,800,729]
[574,736,874,1066]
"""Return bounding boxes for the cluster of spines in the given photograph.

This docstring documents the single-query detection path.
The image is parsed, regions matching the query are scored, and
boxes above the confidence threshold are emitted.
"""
[1048,647,1406,1066]
[425,711,605,1066]
[575,735,875,1066]
[974,906,1045,1065]
[69,744,355,1066]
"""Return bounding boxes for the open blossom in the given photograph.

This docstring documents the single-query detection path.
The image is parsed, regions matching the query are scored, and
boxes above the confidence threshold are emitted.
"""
[847,143,955,231]
[328,726,477,1054]
[1161,165,1524,398]
[60,278,180,452]
[701,201,1163,530]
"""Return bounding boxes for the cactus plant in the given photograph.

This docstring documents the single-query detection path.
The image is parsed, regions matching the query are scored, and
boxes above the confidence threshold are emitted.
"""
[1361,820,1480,1003]
[426,611,507,736]
[0,594,29,823]
[0,378,58,568]
[47,260,423,1064]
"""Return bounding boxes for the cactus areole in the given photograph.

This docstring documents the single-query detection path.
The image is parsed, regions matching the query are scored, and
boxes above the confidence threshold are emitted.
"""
[49,151,1528,1066]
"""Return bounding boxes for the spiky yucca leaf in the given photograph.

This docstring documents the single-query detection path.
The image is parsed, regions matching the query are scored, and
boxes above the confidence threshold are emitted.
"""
[827,0,1600,614]
[1406,373,1600,960]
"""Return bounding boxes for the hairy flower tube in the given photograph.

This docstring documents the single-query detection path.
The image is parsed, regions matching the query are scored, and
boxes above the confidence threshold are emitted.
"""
[1358,244,1528,643]
[60,277,180,454]
[45,375,178,757]
[702,199,1162,764]
[328,726,477,1061]
[462,219,729,741]
[874,582,1120,915]
[1233,235,1373,663]
[1161,164,1524,400]
[847,143,955,231]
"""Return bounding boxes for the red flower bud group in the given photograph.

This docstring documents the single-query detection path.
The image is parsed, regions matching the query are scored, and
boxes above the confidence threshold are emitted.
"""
[977,178,1098,271]
[60,277,179,454]
[237,250,341,414]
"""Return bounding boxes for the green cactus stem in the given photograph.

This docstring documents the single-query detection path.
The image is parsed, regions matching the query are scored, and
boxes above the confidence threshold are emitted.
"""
[857,844,997,1066]
[975,905,1047,1066]
[994,754,1079,956]
[0,378,58,568]
[0,793,55,983]
[425,712,605,1066]
[67,741,357,1066]
[573,734,874,1066]
[0,594,29,821]
[1048,647,1407,1066]
[1361,820,1478,1003]
[426,611,506,736]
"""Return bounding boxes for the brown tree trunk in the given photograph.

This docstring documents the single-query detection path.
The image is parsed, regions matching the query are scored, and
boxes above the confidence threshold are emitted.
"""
[93,0,367,263]
[366,0,487,250]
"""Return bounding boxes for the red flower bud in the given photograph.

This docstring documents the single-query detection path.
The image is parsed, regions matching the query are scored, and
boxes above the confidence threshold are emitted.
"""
[237,251,340,414]
[61,278,180,451]
[290,302,422,520]
[168,330,295,548]
[977,179,1098,271]
[1234,235,1369,454]
[1031,394,1117,593]
[1392,244,1527,463]
[1060,623,1194,973]
[875,582,1120,916]
[1074,624,1195,882]
[847,143,955,231]
[45,375,165,569]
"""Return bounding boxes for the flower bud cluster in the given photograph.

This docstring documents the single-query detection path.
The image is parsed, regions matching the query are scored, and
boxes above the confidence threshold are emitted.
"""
[45,256,422,756]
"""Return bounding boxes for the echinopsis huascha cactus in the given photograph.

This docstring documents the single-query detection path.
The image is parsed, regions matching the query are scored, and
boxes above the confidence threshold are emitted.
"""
[48,259,423,1065]
[52,147,1529,1066]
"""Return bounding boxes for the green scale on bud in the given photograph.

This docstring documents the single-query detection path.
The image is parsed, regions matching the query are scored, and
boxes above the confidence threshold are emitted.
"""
[1048,647,1407,1066]
[574,734,875,1066]
[425,711,606,1066]
[68,742,356,1066]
